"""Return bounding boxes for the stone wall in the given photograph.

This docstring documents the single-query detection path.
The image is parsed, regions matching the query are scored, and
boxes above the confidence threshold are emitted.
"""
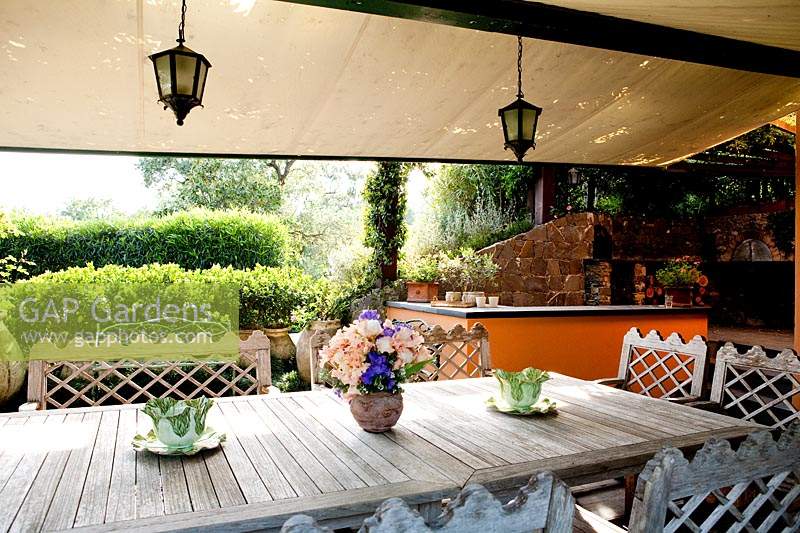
[480,213,597,306]
[705,212,792,262]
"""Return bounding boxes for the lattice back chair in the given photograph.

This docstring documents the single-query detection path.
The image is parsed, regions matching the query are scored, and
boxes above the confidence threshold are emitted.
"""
[597,328,707,402]
[710,342,800,430]
[626,423,800,532]
[416,323,491,381]
[281,471,574,533]
[23,331,272,410]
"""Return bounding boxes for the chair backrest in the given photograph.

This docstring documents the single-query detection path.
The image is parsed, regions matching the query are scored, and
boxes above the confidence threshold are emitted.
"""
[617,328,707,399]
[710,342,800,430]
[628,423,800,532]
[417,323,491,381]
[26,331,271,409]
[281,471,574,533]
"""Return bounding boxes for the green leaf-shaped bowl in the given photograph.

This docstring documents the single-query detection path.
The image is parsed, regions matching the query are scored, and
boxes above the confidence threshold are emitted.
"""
[493,367,550,411]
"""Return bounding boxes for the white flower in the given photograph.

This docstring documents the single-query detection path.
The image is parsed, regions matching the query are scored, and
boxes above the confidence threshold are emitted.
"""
[357,319,383,339]
[376,336,393,354]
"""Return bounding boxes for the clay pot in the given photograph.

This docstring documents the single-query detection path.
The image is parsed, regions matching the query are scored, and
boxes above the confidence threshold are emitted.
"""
[296,319,341,383]
[665,287,693,307]
[263,327,296,360]
[406,282,439,303]
[0,324,25,407]
[349,392,404,433]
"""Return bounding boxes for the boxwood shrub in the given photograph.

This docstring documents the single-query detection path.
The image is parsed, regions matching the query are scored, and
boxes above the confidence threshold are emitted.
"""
[1,209,291,276]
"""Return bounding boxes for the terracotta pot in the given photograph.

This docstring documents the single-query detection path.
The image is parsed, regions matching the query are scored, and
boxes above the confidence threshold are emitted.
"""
[296,319,341,383]
[349,392,403,433]
[665,287,693,307]
[263,327,296,360]
[406,282,439,303]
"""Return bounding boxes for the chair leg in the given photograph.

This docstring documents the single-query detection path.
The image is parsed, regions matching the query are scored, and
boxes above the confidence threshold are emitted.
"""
[624,474,637,522]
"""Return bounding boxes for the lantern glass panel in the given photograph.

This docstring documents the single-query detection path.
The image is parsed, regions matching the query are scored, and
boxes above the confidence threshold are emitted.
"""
[155,55,172,95]
[503,107,519,141]
[175,54,197,95]
[521,107,538,141]
[196,62,208,100]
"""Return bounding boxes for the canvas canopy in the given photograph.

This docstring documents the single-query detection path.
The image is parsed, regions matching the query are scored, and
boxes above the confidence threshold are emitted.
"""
[1,0,798,165]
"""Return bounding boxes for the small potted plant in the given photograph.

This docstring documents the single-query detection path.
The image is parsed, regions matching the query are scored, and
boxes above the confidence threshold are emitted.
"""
[461,249,499,304]
[295,283,347,383]
[402,254,440,302]
[655,258,702,307]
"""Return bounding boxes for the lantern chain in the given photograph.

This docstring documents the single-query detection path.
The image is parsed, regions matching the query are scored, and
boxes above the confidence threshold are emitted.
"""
[177,0,188,44]
[516,35,524,99]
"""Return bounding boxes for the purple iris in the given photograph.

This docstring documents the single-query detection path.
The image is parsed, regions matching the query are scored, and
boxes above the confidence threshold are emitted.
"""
[361,351,395,390]
[358,310,381,321]
[382,326,396,337]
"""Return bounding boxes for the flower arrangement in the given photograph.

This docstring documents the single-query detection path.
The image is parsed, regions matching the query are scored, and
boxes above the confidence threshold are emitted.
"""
[655,258,702,288]
[319,310,432,399]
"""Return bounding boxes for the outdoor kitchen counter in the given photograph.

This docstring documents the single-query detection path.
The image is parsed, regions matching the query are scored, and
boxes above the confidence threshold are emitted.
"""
[386,302,709,380]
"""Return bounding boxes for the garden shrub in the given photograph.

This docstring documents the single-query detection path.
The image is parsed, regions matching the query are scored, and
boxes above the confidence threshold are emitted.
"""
[0,209,291,276]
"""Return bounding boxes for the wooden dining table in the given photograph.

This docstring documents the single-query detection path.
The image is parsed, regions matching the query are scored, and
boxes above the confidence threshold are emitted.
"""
[0,373,759,532]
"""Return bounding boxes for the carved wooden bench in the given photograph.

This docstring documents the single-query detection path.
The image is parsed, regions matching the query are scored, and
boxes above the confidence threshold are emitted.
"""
[22,330,272,410]
[280,471,574,533]
[580,423,800,531]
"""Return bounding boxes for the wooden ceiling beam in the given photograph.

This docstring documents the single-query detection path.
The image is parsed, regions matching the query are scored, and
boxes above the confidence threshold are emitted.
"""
[275,0,800,78]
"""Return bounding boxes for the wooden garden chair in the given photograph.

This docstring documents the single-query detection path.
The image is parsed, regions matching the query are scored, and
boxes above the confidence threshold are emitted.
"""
[596,327,708,403]
[280,471,574,533]
[577,423,800,532]
[308,322,492,388]
[22,330,272,410]
[702,342,800,430]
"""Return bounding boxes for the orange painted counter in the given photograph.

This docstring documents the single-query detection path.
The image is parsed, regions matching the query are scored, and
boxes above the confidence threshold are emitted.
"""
[386,302,709,380]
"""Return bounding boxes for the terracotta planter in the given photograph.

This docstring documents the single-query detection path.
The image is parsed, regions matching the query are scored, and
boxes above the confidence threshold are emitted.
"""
[349,392,403,433]
[296,319,341,383]
[406,282,439,303]
[263,327,296,360]
[665,287,693,307]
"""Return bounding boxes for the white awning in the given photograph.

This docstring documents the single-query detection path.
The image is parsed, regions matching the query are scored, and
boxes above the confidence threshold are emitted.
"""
[1,0,798,165]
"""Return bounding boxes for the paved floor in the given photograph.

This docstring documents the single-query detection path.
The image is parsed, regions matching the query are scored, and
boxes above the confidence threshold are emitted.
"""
[708,325,794,351]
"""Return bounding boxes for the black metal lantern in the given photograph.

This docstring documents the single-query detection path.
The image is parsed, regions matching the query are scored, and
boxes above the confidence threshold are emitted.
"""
[499,36,542,162]
[568,167,580,185]
[149,0,211,125]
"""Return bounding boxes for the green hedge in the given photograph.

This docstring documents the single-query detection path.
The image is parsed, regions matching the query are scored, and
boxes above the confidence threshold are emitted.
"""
[1,209,291,276]
[25,263,321,331]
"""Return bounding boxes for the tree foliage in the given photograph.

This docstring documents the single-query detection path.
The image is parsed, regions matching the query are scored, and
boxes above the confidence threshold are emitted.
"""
[363,162,411,281]
[137,157,292,214]
[59,198,122,221]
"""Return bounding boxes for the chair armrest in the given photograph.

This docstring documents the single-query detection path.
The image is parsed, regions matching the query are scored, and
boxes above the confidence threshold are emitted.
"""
[593,378,624,388]
[574,505,626,533]
[684,400,720,411]
[663,395,701,405]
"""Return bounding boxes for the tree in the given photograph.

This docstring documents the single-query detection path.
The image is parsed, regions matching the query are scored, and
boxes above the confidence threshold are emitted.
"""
[137,158,291,214]
[59,198,122,221]
[363,162,411,282]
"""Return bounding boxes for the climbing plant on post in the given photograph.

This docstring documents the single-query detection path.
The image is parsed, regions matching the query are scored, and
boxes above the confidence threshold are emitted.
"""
[363,162,410,283]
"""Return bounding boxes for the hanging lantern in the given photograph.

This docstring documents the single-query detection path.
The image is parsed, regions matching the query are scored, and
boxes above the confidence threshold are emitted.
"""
[499,36,542,162]
[568,167,580,185]
[149,0,211,126]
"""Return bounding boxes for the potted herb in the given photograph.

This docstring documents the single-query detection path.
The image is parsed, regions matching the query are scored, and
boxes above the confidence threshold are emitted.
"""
[461,249,499,303]
[402,254,440,302]
[655,258,702,307]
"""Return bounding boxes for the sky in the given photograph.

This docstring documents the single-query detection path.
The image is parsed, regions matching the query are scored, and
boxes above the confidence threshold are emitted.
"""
[0,152,427,216]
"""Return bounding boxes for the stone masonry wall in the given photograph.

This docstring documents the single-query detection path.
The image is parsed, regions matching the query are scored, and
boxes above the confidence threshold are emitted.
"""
[480,213,597,306]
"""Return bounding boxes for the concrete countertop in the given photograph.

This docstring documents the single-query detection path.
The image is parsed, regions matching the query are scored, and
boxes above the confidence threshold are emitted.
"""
[386,301,710,319]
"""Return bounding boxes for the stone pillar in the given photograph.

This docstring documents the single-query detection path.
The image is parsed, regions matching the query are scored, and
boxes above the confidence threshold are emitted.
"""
[534,166,556,226]
[795,121,799,350]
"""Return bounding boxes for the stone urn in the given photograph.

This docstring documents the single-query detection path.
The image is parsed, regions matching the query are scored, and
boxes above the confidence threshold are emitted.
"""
[296,319,341,383]
[349,392,404,433]
[0,323,25,407]
[263,327,296,360]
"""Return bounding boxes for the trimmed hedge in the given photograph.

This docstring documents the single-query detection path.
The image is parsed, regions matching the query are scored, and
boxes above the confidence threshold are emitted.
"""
[1,209,290,276]
[25,263,321,331]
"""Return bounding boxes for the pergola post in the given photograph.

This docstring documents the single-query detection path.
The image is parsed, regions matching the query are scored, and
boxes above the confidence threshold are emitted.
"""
[795,120,800,351]
[533,167,556,226]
